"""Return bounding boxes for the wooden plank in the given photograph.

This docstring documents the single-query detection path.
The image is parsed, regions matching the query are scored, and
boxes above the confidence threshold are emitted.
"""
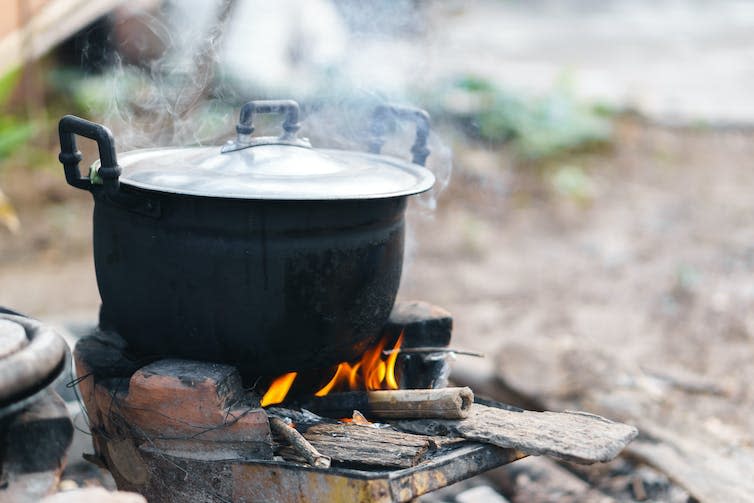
[393,403,637,465]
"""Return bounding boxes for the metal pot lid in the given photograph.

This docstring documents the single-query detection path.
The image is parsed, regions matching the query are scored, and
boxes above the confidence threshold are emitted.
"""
[100,100,436,200]
[113,144,435,200]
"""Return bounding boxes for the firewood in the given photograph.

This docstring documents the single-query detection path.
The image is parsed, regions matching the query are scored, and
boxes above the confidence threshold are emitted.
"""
[269,416,331,468]
[279,422,446,469]
[293,387,473,420]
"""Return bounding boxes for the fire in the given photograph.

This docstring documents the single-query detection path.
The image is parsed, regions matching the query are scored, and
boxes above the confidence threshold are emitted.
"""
[260,333,404,407]
[260,371,297,407]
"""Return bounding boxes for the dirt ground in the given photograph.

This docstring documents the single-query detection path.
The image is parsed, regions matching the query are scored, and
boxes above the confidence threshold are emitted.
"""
[2,118,754,498]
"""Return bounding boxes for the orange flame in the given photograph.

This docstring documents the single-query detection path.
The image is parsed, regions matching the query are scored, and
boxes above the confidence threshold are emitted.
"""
[260,333,404,407]
[260,371,297,407]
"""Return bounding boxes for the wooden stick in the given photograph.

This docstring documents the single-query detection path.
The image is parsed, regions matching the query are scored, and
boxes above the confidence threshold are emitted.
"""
[269,416,331,469]
[295,387,474,420]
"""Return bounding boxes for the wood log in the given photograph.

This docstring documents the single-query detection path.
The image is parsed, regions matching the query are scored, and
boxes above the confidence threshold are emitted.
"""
[393,403,637,465]
[294,387,473,420]
[278,422,447,469]
[269,416,331,468]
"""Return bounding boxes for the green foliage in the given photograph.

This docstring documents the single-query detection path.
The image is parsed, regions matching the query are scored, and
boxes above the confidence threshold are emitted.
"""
[0,117,34,159]
[428,74,613,160]
[0,67,35,162]
[0,67,21,105]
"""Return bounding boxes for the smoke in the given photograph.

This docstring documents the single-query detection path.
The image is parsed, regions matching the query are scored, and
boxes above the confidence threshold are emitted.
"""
[80,0,452,207]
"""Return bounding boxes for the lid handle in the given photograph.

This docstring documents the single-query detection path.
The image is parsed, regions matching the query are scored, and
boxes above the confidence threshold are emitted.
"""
[223,100,311,153]
[369,104,431,166]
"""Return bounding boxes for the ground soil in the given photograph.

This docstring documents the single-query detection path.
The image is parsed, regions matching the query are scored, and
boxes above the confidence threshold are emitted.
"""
[2,118,753,499]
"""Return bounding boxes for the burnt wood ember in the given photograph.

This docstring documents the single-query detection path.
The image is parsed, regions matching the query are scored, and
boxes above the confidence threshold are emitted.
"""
[292,387,473,420]
[393,403,638,465]
[384,300,453,389]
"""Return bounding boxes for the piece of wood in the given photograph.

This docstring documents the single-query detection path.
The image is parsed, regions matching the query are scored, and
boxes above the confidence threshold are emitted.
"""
[269,416,331,469]
[295,387,473,420]
[393,403,637,465]
[279,422,442,469]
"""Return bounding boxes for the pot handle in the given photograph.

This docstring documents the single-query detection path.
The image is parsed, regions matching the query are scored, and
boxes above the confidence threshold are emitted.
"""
[58,115,120,192]
[369,104,431,166]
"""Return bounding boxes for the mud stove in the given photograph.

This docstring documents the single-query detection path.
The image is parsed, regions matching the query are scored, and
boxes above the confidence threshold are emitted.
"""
[73,301,636,502]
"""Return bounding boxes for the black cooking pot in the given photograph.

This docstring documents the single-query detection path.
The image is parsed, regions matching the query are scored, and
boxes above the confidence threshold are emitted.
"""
[58,100,434,374]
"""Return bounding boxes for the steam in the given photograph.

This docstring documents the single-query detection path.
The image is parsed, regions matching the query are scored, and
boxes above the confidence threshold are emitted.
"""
[82,0,452,207]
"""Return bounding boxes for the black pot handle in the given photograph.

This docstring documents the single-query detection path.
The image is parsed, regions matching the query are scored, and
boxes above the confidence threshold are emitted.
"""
[369,104,431,166]
[237,99,301,140]
[58,115,120,192]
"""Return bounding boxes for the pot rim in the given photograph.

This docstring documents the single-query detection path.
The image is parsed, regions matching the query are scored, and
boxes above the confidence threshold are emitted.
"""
[92,145,436,201]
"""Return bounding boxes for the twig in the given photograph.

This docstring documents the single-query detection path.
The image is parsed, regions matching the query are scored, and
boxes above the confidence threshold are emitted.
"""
[269,416,331,469]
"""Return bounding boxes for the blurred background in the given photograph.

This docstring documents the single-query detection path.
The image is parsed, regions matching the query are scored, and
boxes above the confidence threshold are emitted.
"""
[1,1,754,501]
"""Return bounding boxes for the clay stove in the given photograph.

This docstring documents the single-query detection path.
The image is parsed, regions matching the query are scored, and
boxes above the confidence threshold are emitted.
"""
[73,301,636,502]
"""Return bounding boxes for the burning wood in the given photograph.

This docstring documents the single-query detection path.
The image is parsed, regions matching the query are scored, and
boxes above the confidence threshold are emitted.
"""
[294,387,474,420]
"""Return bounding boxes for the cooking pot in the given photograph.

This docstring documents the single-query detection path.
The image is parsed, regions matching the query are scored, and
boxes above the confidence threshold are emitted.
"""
[58,100,434,375]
